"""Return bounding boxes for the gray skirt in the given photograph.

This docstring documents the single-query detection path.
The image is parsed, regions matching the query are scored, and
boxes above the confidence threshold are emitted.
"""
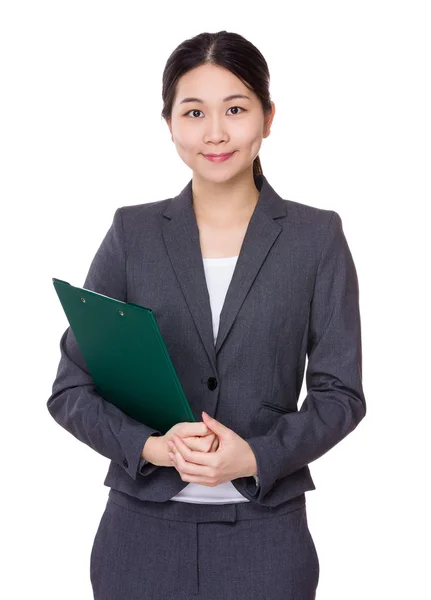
[90,491,320,600]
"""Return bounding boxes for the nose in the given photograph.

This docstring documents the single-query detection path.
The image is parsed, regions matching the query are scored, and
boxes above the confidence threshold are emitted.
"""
[203,115,229,145]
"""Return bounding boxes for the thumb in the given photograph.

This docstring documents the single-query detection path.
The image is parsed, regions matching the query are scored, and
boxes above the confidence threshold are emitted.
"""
[202,411,227,436]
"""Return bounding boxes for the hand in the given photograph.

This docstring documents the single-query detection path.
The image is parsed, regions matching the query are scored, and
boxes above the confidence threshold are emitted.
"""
[167,411,257,486]
[163,421,219,453]
[146,421,219,467]
[180,431,220,453]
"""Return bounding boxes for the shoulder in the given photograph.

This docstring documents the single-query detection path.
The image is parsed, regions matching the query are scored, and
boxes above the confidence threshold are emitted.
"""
[281,198,342,244]
[284,197,338,226]
[108,199,171,237]
[116,198,170,222]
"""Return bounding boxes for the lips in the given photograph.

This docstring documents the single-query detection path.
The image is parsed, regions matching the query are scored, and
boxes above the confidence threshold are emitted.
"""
[204,153,233,158]
[203,152,235,162]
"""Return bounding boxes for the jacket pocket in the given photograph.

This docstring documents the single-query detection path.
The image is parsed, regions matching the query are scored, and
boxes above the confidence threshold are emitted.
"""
[260,402,295,415]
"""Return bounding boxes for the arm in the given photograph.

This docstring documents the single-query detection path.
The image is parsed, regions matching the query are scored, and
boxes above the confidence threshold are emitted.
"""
[245,211,366,500]
[47,208,163,480]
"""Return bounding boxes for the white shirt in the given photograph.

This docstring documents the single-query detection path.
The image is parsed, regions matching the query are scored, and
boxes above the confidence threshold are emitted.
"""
[169,255,259,504]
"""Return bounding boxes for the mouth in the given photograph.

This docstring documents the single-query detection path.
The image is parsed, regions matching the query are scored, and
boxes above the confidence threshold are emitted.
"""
[203,152,235,163]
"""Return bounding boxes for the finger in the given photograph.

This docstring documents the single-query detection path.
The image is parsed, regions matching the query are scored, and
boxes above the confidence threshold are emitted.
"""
[200,433,215,452]
[179,422,210,437]
[172,434,213,466]
[181,433,215,452]
[169,443,214,479]
[181,434,215,453]
[169,456,214,485]
[179,437,210,452]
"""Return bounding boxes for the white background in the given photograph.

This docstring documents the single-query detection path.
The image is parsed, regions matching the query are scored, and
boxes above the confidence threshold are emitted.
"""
[1,1,430,598]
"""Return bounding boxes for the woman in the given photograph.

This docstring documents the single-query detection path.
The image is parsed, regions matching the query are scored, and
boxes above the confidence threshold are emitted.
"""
[47,30,366,599]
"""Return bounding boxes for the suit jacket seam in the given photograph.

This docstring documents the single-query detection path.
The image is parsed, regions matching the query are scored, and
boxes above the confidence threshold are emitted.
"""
[117,206,128,303]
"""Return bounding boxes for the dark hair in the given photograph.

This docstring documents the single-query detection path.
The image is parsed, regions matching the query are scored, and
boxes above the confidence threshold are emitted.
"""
[161,31,272,176]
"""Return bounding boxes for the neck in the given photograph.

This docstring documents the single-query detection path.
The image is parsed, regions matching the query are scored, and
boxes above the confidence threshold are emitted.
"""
[191,169,260,226]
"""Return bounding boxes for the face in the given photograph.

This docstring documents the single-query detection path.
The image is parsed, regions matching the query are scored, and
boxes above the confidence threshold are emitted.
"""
[166,63,275,184]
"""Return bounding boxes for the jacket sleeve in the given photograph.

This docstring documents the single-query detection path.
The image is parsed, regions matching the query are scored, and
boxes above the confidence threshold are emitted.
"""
[245,211,366,501]
[47,208,163,480]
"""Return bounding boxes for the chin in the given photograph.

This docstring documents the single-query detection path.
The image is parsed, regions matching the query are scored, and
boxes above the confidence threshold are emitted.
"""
[193,170,241,185]
[191,161,251,183]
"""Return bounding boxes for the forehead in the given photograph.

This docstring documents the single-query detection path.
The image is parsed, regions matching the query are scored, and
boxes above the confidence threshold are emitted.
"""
[173,64,256,104]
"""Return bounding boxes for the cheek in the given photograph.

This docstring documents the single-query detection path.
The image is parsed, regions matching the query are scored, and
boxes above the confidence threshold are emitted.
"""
[175,132,199,155]
[171,121,195,150]
[234,123,263,149]
[250,134,263,153]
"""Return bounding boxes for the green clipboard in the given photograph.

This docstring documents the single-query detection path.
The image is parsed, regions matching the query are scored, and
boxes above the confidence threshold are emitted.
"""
[52,278,197,434]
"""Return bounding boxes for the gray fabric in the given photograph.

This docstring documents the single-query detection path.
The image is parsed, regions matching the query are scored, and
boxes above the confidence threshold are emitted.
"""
[90,495,319,599]
[108,487,306,523]
[47,173,366,509]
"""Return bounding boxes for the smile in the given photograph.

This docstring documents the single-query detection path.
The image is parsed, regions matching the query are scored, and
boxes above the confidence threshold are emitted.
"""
[203,152,235,163]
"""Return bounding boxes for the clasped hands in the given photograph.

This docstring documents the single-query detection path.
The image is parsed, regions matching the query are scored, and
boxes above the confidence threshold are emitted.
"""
[164,411,257,487]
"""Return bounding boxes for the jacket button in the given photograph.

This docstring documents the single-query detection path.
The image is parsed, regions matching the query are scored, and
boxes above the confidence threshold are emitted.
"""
[122,458,129,468]
[207,377,218,391]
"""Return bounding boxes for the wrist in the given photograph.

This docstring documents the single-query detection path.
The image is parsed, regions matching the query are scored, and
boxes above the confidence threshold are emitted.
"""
[246,443,258,477]
[142,434,161,464]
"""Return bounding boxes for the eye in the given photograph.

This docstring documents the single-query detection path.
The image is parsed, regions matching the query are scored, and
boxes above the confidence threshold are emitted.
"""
[186,109,204,118]
[184,106,246,118]
[227,106,245,115]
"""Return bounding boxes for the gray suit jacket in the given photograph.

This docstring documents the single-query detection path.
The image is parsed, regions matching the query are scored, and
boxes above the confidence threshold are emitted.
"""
[47,173,366,507]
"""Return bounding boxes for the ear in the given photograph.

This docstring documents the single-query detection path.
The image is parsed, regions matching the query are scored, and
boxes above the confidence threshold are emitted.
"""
[263,101,276,138]
[165,117,174,141]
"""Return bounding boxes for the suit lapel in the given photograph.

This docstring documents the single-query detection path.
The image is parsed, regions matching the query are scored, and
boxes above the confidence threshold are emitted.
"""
[162,173,287,372]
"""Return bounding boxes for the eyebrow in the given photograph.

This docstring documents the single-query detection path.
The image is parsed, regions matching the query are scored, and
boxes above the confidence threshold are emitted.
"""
[179,94,251,105]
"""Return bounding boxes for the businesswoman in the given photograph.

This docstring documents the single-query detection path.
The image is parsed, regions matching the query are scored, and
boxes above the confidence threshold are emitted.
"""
[47,30,366,599]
